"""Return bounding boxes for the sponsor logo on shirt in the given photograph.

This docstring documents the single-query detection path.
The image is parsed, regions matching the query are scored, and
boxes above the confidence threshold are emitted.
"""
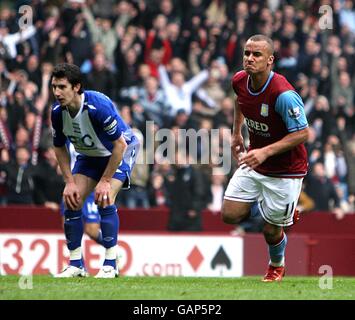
[245,117,271,137]
[68,134,96,150]
[245,117,269,132]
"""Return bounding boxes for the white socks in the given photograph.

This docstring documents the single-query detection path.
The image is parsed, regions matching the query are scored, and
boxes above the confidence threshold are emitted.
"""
[105,245,117,260]
[70,247,82,261]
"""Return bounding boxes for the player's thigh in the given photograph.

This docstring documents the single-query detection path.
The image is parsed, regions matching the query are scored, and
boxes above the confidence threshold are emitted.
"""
[259,177,303,227]
[224,167,260,203]
[111,142,138,204]
[222,167,260,220]
[110,178,124,204]
[73,174,97,206]
[222,199,253,222]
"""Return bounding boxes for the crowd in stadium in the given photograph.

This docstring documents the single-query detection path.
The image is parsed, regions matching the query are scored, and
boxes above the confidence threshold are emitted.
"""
[0,0,354,230]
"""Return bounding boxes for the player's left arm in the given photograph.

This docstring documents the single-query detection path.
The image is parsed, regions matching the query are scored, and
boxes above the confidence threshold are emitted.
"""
[261,127,309,157]
[240,90,309,169]
[93,101,127,206]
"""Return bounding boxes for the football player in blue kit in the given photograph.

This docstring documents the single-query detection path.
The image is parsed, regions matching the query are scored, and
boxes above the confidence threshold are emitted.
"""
[51,63,139,278]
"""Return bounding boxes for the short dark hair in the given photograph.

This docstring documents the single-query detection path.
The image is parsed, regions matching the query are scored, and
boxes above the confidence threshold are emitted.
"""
[52,63,84,93]
[248,34,274,55]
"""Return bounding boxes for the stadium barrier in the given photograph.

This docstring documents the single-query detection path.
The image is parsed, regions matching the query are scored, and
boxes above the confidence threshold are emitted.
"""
[0,206,354,276]
[0,232,243,277]
[1,206,354,233]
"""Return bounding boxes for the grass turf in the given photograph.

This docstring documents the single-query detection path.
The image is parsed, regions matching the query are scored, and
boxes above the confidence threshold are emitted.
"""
[0,276,354,300]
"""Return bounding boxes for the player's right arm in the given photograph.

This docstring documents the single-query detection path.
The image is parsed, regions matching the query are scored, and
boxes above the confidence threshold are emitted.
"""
[231,99,245,162]
[51,105,80,210]
[231,71,246,162]
[54,145,81,210]
[53,145,74,184]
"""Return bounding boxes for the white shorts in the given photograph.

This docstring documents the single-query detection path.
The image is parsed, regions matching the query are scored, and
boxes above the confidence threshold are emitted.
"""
[224,167,303,227]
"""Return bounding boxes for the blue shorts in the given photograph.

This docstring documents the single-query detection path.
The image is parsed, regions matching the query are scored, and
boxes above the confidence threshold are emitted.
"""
[60,192,100,223]
[72,138,139,189]
[61,138,139,222]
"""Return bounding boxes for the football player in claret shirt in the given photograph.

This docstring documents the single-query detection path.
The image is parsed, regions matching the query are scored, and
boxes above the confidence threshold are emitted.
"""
[51,63,139,278]
[222,35,309,282]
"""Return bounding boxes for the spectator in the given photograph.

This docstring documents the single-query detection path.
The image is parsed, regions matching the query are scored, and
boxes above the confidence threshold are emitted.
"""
[82,2,117,63]
[120,130,150,209]
[120,76,170,128]
[213,97,234,128]
[0,146,36,204]
[33,147,65,210]
[339,0,355,34]
[197,62,226,111]
[144,14,172,78]
[66,10,92,67]
[305,162,343,219]
[158,63,209,116]
[207,167,226,213]
[165,151,210,231]
[0,15,37,59]
[115,47,141,90]
[84,53,116,99]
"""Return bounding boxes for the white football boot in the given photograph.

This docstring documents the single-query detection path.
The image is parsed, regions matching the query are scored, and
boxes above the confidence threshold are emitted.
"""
[54,266,89,278]
[95,265,118,278]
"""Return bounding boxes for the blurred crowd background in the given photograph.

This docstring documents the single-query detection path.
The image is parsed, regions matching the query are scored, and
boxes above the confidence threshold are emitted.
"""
[0,0,354,232]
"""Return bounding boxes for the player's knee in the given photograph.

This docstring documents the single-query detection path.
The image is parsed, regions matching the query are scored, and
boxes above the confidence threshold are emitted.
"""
[64,201,84,211]
[76,200,84,210]
[97,202,115,209]
[221,210,237,224]
[263,223,282,243]
[221,202,246,224]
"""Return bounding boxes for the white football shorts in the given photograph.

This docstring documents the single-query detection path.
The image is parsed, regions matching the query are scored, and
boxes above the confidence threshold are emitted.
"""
[224,167,303,226]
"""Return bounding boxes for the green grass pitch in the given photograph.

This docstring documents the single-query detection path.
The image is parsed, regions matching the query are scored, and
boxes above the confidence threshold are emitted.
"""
[0,276,354,300]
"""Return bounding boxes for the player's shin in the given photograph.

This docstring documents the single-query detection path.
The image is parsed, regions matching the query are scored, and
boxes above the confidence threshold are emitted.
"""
[268,232,287,267]
[64,209,84,268]
[99,205,119,268]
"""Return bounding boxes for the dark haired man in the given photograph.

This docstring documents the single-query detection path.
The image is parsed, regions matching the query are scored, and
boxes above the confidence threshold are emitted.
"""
[51,63,139,278]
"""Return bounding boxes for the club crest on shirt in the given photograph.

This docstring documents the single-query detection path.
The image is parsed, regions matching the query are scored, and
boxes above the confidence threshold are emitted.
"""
[288,107,301,119]
[260,103,269,117]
